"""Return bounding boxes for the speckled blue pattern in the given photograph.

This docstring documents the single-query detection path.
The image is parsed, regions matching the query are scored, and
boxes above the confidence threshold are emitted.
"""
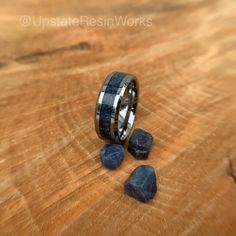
[100,144,124,170]
[99,72,127,140]
[124,165,157,203]
[128,128,153,160]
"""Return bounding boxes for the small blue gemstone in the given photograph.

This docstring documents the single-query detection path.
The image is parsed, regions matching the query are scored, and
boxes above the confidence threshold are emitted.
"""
[124,165,157,203]
[100,144,124,170]
[128,128,153,160]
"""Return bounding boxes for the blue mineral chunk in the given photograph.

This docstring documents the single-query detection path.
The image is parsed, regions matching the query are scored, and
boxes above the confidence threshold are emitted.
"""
[124,165,157,203]
[128,128,153,160]
[100,144,125,170]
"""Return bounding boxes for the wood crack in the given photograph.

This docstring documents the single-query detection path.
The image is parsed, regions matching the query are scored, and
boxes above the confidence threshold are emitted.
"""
[15,42,91,63]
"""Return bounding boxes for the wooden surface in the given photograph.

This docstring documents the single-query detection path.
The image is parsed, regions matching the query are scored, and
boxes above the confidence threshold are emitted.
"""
[1,0,236,235]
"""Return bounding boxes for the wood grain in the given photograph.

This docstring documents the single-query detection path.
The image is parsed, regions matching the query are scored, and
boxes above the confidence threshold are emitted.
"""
[0,0,236,235]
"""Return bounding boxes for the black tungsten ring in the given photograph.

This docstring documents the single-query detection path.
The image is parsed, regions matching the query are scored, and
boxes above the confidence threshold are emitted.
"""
[95,71,139,143]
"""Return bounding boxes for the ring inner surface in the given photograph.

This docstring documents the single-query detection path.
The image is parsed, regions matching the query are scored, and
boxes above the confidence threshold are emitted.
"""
[118,81,137,140]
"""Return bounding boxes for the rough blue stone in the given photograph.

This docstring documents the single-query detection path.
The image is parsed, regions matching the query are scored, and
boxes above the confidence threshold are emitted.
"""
[100,144,124,170]
[124,165,157,203]
[128,128,153,160]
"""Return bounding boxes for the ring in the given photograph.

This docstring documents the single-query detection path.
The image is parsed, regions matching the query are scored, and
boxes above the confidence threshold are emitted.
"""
[95,71,139,143]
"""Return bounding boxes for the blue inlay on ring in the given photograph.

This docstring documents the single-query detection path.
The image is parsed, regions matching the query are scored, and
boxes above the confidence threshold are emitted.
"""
[99,72,127,140]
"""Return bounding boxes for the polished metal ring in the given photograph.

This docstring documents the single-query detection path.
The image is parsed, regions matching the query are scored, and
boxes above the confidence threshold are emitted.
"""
[95,71,139,143]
